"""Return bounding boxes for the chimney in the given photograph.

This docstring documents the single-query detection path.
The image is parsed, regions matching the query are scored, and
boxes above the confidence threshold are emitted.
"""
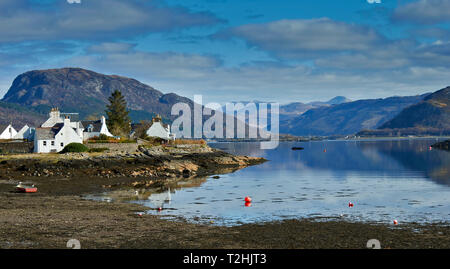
[63,115,70,126]
[49,107,60,120]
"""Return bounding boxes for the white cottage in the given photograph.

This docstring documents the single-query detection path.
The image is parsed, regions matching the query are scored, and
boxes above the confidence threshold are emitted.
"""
[81,116,113,140]
[14,125,35,140]
[34,117,83,153]
[0,124,17,140]
[41,108,84,140]
[145,115,175,140]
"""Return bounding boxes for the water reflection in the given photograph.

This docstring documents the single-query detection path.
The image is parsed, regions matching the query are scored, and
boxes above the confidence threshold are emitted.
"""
[88,139,450,226]
[212,139,450,186]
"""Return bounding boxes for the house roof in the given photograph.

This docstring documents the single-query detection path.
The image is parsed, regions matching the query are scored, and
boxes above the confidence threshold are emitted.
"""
[0,124,16,132]
[81,120,102,133]
[132,121,169,132]
[35,128,58,140]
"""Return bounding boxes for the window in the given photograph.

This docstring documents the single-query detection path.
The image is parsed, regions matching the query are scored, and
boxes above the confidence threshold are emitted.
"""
[61,143,64,147]
[51,141,55,146]
[43,141,47,146]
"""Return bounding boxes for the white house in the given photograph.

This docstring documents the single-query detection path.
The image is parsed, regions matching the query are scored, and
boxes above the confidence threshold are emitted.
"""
[145,115,175,140]
[34,117,83,153]
[81,116,113,140]
[0,124,17,140]
[41,108,84,141]
[14,125,35,140]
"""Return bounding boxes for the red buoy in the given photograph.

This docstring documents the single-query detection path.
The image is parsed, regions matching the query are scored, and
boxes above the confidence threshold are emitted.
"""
[348,202,354,208]
[245,202,252,207]
[393,219,398,225]
[138,213,143,217]
[245,196,252,203]
[158,207,162,212]
[324,149,327,153]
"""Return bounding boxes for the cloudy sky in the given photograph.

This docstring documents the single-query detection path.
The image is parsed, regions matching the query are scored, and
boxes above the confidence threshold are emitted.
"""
[0,0,449,104]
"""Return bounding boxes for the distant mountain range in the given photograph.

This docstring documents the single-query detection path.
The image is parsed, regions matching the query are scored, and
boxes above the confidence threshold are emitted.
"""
[0,67,448,137]
[279,94,430,136]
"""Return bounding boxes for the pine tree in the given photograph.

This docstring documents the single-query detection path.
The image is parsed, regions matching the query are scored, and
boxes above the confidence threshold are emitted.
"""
[105,90,131,137]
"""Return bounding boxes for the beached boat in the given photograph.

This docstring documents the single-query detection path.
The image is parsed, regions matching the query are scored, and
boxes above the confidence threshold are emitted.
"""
[15,182,37,193]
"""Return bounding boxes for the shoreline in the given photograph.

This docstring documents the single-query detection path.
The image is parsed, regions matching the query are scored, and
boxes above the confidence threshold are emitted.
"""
[0,145,449,249]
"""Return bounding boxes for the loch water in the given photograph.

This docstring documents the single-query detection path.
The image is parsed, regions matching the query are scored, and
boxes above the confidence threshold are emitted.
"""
[93,139,450,226]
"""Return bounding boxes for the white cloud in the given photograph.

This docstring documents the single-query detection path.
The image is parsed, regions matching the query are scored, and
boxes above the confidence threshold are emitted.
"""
[393,0,450,24]
[216,18,384,59]
[0,0,222,43]
[59,44,449,104]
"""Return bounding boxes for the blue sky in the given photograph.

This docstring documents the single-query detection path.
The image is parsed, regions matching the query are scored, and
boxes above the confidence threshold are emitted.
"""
[0,0,449,104]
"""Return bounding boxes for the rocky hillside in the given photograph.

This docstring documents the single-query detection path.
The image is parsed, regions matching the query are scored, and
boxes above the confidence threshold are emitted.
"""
[379,86,450,130]
[2,68,194,122]
[280,94,428,136]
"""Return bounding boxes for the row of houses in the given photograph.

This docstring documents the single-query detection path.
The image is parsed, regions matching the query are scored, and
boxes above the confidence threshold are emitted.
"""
[0,108,175,153]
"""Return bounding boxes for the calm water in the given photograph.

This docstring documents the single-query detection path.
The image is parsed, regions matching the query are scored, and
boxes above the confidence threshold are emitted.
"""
[91,139,450,226]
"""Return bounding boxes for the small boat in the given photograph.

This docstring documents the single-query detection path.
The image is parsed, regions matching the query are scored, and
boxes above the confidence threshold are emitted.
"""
[291,147,304,150]
[15,182,37,193]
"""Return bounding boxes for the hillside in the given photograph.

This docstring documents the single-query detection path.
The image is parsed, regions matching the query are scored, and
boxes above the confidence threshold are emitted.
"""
[0,101,46,128]
[2,68,194,122]
[280,94,428,136]
[379,86,450,130]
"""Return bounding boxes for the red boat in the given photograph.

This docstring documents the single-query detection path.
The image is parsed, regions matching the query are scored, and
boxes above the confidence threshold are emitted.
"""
[15,183,37,193]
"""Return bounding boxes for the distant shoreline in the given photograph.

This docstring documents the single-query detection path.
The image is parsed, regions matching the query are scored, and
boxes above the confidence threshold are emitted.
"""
[207,135,450,143]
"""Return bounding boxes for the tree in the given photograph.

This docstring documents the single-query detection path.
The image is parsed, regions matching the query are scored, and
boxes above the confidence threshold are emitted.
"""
[133,120,153,139]
[105,90,131,137]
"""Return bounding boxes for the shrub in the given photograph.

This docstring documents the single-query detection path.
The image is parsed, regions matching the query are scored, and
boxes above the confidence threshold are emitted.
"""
[60,143,89,153]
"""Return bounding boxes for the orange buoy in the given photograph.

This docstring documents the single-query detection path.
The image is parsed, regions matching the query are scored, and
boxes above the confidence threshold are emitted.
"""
[324,149,327,153]
[245,202,252,207]
[393,219,398,225]
[245,196,252,203]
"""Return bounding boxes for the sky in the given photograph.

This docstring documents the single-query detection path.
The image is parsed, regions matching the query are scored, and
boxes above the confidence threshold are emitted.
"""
[0,0,449,104]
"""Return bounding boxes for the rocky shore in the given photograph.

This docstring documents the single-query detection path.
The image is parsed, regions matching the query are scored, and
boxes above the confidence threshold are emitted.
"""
[0,144,449,249]
[0,144,265,195]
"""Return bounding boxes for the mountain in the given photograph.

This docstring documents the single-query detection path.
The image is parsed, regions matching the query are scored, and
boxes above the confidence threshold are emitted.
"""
[280,96,351,118]
[2,68,194,122]
[280,94,429,136]
[308,96,352,106]
[378,86,450,130]
[1,68,252,138]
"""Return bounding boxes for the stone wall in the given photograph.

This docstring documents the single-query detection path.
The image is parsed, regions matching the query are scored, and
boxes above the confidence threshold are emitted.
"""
[0,141,34,154]
[86,143,139,154]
